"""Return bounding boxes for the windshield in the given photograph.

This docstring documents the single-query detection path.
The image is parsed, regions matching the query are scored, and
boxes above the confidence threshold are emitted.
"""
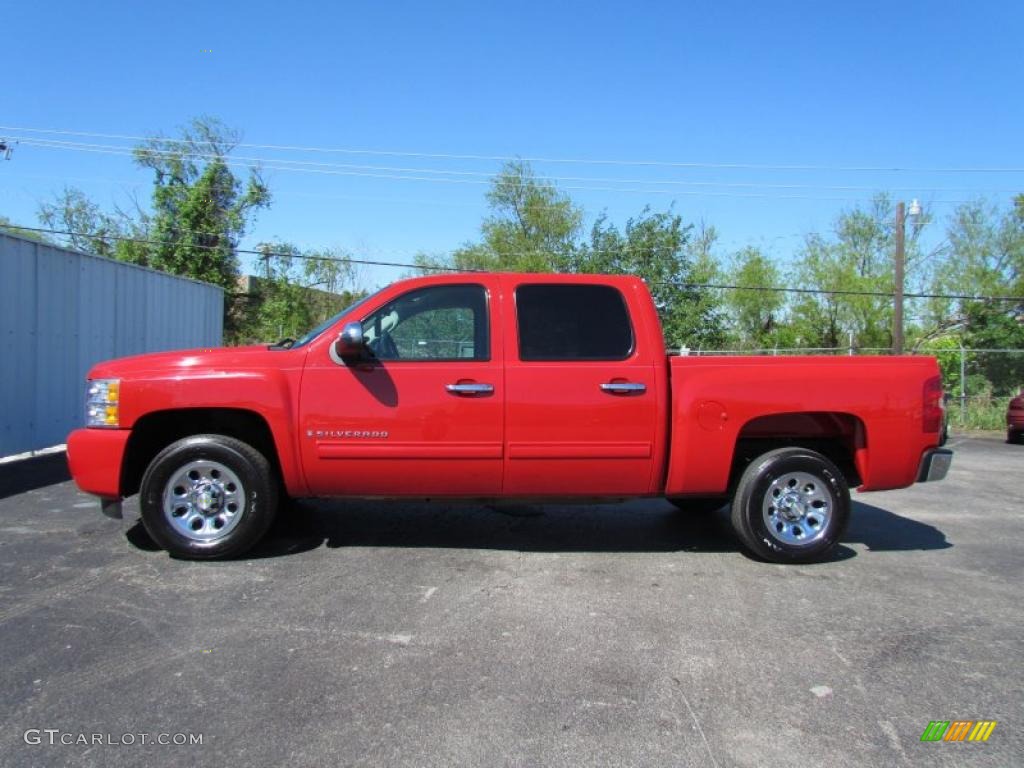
[289,289,381,349]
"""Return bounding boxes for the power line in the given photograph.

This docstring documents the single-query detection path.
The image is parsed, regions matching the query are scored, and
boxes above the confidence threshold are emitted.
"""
[4,124,1024,174]
[8,136,1018,195]
[2,138,987,204]
[650,280,1024,303]
[5,223,1023,303]
[0,224,471,273]
[0,218,935,263]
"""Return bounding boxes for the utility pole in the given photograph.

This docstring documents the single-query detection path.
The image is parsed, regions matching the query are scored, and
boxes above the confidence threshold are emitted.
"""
[893,201,906,355]
[892,199,922,355]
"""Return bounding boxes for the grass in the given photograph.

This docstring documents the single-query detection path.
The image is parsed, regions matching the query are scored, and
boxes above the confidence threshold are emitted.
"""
[946,398,1011,432]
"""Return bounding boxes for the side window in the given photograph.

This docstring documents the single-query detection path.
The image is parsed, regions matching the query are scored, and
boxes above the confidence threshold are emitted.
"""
[516,284,634,361]
[361,284,489,361]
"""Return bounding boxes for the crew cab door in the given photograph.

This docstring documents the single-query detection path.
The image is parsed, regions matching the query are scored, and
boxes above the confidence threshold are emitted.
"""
[298,279,504,496]
[502,279,661,496]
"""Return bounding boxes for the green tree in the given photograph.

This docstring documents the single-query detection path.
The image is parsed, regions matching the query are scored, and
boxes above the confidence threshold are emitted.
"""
[479,159,582,270]
[789,195,929,350]
[925,197,1024,392]
[36,187,146,260]
[134,117,270,293]
[578,210,724,349]
[248,243,313,342]
[725,247,784,349]
[0,215,55,244]
[299,247,364,324]
[417,163,724,349]
[234,243,365,344]
[933,199,1023,305]
[419,160,583,273]
[960,304,1024,394]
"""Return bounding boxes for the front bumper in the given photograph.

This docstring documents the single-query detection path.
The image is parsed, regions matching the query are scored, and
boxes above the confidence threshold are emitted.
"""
[66,428,131,510]
[917,448,953,483]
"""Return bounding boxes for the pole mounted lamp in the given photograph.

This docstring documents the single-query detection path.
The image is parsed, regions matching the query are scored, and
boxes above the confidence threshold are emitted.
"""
[893,198,922,354]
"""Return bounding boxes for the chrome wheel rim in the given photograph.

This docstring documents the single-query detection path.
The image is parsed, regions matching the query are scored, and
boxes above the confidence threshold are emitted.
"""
[162,460,246,542]
[762,471,832,546]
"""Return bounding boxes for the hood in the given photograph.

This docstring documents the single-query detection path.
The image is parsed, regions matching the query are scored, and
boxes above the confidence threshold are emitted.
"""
[88,345,295,379]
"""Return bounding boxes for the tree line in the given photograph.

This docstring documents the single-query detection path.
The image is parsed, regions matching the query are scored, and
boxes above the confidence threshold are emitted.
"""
[4,117,1022,397]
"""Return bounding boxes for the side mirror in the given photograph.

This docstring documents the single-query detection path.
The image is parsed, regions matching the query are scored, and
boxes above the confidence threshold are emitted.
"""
[334,322,366,359]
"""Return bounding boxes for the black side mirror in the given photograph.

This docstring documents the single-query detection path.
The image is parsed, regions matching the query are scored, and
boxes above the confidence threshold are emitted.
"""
[334,322,366,360]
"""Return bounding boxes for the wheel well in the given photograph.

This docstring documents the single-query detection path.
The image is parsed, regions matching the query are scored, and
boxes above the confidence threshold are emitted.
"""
[121,408,282,497]
[729,412,865,492]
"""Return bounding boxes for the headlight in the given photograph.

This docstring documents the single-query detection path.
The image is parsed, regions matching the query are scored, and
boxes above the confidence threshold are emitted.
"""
[86,379,120,427]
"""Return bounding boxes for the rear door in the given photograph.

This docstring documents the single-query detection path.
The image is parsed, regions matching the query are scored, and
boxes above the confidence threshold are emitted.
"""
[502,278,661,496]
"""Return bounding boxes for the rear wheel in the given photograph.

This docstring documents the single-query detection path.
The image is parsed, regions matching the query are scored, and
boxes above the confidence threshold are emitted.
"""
[139,434,279,559]
[730,447,850,564]
[1008,429,1023,445]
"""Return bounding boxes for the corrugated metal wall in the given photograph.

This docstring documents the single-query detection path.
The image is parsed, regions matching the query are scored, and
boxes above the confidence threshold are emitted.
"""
[0,233,224,456]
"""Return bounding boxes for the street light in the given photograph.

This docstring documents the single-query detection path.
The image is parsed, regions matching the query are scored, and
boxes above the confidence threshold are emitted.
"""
[893,198,922,354]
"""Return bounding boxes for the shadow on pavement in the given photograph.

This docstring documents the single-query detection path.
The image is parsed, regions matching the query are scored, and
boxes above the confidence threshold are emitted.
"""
[233,500,845,562]
[124,497,950,562]
[260,500,736,556]
[0,453,71,499]
[124,522,162,551]
[845,500,952,552]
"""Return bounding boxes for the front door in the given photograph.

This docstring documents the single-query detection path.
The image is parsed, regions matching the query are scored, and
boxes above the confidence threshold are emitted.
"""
[298,280,504,497]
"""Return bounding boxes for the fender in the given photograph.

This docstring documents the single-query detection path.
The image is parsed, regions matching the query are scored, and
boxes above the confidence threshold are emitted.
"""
[91,348,309,497]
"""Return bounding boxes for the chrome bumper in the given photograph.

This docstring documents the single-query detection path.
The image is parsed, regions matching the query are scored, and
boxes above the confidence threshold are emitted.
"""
[917,448,953,483]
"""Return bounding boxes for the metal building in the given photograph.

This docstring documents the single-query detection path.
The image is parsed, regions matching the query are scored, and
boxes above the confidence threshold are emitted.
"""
[0,233,224,457]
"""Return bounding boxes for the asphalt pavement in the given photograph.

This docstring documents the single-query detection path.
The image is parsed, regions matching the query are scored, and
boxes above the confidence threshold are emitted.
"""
[0,435,1021,767]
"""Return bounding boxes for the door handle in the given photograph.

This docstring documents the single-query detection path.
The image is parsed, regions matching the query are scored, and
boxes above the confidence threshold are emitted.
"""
[600,381,647,394]
[446,382,494,395]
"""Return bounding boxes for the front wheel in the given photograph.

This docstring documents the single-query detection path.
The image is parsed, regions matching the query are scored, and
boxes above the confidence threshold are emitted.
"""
[139,434,279,559]
[730,447,850,564]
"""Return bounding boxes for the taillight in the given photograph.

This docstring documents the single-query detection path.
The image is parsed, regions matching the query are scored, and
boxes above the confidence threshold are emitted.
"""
[923,376,943,433]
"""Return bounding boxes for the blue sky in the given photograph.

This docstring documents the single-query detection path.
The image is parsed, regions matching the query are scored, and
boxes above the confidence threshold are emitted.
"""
[2,0,1022,288]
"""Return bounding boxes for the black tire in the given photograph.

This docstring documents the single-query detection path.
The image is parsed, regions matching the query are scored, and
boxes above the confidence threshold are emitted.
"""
[668,497,728,514]
[139,434,279,559]
[1008,429,1023,445]
[730,447,850,564]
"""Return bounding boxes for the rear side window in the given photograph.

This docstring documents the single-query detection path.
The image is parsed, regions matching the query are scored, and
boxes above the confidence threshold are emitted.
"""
[516,284,634,361]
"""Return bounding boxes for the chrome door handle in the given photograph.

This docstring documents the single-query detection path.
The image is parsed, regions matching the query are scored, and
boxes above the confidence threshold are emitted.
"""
[600,381,647,394]
[446,383,494,395]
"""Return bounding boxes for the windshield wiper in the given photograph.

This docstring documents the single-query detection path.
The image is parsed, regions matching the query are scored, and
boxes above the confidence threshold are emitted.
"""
[268,338,295,350]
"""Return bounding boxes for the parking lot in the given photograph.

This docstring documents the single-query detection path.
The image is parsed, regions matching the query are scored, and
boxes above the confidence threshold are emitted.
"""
[0,435,1021,767]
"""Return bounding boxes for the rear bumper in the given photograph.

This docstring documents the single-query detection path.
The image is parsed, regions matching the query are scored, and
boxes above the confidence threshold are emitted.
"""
[917,448,953,483]
[66,428,131,505]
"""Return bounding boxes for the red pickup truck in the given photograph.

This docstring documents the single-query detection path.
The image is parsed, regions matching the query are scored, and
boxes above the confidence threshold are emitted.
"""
[67,273,951,563]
